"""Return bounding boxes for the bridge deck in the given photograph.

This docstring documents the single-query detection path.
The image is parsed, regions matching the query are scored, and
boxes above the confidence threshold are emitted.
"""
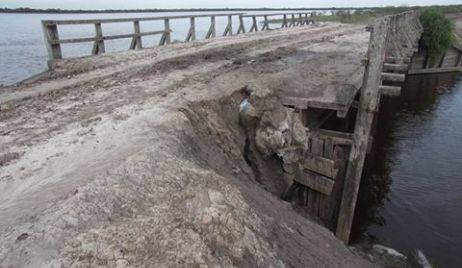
[1,23,368,110]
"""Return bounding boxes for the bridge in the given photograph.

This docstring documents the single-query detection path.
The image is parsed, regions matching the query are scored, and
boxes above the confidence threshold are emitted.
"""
[0,10,423,267]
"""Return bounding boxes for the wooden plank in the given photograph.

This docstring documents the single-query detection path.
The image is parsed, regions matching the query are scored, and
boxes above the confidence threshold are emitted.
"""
[312,129,353,146]
[296,171,334,196]
[52,30,166,44]
[336,17,389,243]
[303,153,339,178]
[379,85,401,96]
[381,72,406,82]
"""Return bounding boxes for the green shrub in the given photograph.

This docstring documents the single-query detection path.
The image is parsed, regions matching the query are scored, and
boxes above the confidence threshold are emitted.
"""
[420,8,455,63]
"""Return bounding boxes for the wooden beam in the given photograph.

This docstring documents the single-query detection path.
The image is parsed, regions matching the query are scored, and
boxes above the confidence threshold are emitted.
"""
[381,72,406,82]
[385,56,411,63]
[129,21,142,50]
[41,13,245,25]
[379,85,402,96]
[223,15,233,36]
[281,14,288,28]
[383,63,409,72]
[205,16,216,39]
[237,15,246,34]
[159,18,171,45]
[303,153,339,179]
[185,17,196,41]
[42,22,62,60]
[296,170,334,196]
[262,15,270,31]
[249,16,258,32]
[92,22,105,55]
[336,17,389,243]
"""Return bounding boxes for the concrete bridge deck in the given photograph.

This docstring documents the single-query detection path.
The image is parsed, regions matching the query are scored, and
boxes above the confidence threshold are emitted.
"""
[0,23,376,267]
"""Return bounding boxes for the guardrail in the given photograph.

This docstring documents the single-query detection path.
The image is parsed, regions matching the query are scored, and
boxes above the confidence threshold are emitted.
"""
[41,12,316,61]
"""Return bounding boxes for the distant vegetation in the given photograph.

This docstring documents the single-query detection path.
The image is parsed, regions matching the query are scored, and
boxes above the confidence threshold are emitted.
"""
[267,5,462,24]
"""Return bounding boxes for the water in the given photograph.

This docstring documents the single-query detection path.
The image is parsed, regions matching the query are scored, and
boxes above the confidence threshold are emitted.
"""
[353,73,462,268]
[0,11,306,86]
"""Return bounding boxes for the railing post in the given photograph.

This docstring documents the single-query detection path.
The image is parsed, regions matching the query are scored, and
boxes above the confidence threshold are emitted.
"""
[262,15,269,30]
[186,17,196,41]
[249,16,258,32]
[92,22,105,55]
[237,15,246,34]
[223,15,233,36]
[129,20,142,50]
[206,16,216,39]
[42,21,62,61]
[159,18,171,46]
[290,14,296,27]
[282,14,288,28]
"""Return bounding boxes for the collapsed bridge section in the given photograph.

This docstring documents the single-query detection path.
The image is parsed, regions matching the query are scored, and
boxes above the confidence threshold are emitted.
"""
[242,11,423,243]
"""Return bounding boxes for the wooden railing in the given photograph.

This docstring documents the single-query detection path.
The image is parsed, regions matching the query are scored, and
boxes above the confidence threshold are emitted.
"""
[41,12,316,60]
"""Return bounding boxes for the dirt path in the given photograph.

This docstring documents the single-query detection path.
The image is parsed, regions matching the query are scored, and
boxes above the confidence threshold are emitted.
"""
[0,23,376,267]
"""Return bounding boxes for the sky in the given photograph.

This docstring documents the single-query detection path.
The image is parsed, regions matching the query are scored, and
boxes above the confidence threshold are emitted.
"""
[2,0,462,10]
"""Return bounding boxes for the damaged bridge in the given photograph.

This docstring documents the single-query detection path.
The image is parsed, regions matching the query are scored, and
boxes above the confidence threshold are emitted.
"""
[0,10,422,267]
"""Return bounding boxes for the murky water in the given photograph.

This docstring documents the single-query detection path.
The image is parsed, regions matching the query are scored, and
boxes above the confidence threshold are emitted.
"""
[353,73,462,268]
[0,11,303,86]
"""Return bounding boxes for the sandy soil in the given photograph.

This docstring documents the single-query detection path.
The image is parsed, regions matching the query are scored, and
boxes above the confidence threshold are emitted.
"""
[0,23,375,267]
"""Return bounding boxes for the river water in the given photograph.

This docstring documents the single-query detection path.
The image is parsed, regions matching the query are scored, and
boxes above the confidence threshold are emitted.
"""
[0,11,309,86]
[353,73,462,268]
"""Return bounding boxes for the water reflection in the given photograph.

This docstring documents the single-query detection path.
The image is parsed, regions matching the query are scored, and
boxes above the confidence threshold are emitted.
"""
[352,72,462,268]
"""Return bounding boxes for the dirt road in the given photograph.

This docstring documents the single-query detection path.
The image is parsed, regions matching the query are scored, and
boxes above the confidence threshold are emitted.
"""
[0,23,375,267]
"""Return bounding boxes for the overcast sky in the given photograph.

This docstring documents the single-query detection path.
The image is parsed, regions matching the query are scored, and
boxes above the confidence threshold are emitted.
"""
[2,0,461,10]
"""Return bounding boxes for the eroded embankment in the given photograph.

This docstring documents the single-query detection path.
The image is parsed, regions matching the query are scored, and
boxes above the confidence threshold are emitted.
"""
[0,87,375,267]
[0,23,375,267]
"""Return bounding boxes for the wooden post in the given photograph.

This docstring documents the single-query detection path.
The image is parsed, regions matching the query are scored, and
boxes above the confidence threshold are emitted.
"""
[282,14,288,28]
[186,17,196,41]
[42,22,62,60]
[159,18,171,45]
[290,14,296,27]
[129,20,142,50]
[336,18,389,243]
[206,16,216,39]
[92,22,106,55]
[262,15,269,31]
[298,13,303,26]
[223,15,233,36]
[249,16,258,32]
[237,15,246,34]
